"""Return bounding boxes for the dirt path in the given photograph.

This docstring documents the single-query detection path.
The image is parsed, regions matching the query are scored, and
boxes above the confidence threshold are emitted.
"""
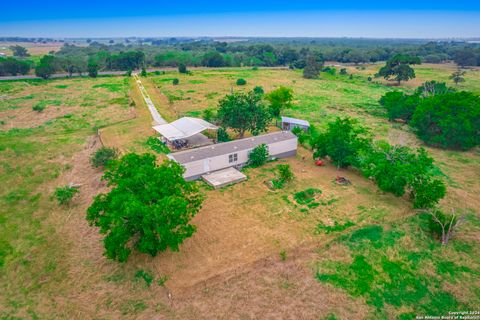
[133,73,167,125]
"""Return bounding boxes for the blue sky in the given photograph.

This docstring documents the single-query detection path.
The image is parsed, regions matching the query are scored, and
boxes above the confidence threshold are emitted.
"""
[1,0,480,38]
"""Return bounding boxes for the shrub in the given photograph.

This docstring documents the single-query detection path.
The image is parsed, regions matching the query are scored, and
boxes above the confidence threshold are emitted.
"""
[271,164,294,189]
[91,147,118,168]
[253,86,264,95]
[134,270,153,287]
[172,78,179,85]
[411,178,446,209]
[202,108,215,122]
[140,68,147,77]
[236,78,247,85]
[32,104,45,112]
[340,68,347,75]
[248,144,269,167]
[54,185,79,205]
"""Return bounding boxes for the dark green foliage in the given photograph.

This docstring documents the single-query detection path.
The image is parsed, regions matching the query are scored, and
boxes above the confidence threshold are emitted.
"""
[376,54,421,84]
[202,51,226,67]
[248,144,269,167]
[202,108,216,122]
[454,49,477,67]
[90,147,118,168]
[323,66,336,75]
[172,78,179,85]
[410,92,480,150]
[32,104,45,112]
[86,153,204,262]
[9,45,30,57]
[339,68,347,75]
[217,91,271,138]
[236,78,247,85]
[140,68,147,77]
[0,57,31,76]
[410,178,446,209]
[145,136,170,154]
[316,221,355,234]
[379,91,420,121]
[35,55,56,79]
[87,59,99,78]
[359,142,445,208]
[178,63,187,74]
[253,86,264,95]
[54,185,79,205]
[303,54,323,79]
[134,269,153,287]
[216,127,230,142]
[294,188,321,205]
[312,117,370,168]
[265,86,294,117]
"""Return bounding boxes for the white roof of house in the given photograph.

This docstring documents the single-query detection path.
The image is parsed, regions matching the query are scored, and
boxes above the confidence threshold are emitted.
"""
[153,117,218,141]
[281,116,310,127]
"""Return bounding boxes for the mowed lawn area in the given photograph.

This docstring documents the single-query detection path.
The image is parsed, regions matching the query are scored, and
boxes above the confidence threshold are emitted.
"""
[1,64,479,319]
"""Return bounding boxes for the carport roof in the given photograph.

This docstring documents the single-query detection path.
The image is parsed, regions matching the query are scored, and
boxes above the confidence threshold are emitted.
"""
[153,117,217,141]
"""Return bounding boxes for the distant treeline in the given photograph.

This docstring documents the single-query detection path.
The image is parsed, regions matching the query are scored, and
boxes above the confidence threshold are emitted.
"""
[1,38,480,76]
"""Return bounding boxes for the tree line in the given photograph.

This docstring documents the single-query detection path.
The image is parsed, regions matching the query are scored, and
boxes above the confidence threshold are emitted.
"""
[1,39,479,77]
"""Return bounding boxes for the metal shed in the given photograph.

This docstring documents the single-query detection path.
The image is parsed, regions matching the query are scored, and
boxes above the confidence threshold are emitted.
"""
[168,131,298,180]
[281,116,310,131]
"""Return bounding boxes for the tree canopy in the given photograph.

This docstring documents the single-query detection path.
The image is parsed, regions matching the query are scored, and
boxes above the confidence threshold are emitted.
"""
[217,90,272,138]
[312,117,370,168]
[35,55,57,79]
[411,91,480,150]
[376,54,421,84]
[86,153,204,262]
[265,86,294,117]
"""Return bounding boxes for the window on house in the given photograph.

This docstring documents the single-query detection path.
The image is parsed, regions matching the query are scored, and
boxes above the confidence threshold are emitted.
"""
[229,153,238,163]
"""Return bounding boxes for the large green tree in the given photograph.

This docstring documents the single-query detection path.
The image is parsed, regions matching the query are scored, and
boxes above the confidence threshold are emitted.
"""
[87,153,204,262]
[303,54,322,79]
[312,117,370,168]
[265,86,294,117]
[35,55,57,79]
[411,92,480,150]
[376,54,421,84]
[217,90,272,138]
[9,45,30,57]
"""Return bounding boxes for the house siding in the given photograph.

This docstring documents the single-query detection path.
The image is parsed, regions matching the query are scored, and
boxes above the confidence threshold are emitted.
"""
[181,137,297,180]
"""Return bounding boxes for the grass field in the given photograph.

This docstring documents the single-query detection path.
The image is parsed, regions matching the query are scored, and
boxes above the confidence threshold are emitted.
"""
[1,63,479,319]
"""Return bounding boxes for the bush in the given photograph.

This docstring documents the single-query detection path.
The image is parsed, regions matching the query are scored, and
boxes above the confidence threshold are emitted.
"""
[340,68,347,75]
[272,164,294,189]
[32,104,45,112]
[145,136,170,154]
[248,144,269,167]
[379,91,420,122]
[236,78,247,85]
[410,92,480,150]
[411,178,446,209]
[217,127,230,142]
[91,147,118,168]
[253,86,264,95]
[202,108,215,122]
[135,270,153,287]
[54,185,79,205]
[172,78,179,85]
[140,68,147,77]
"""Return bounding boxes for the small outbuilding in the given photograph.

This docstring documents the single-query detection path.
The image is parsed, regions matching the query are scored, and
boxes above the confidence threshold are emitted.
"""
[168,131,298,181]
[281,116,310,132]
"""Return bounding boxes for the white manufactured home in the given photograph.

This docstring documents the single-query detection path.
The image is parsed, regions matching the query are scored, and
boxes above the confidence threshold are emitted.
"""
[167,131,298,180]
